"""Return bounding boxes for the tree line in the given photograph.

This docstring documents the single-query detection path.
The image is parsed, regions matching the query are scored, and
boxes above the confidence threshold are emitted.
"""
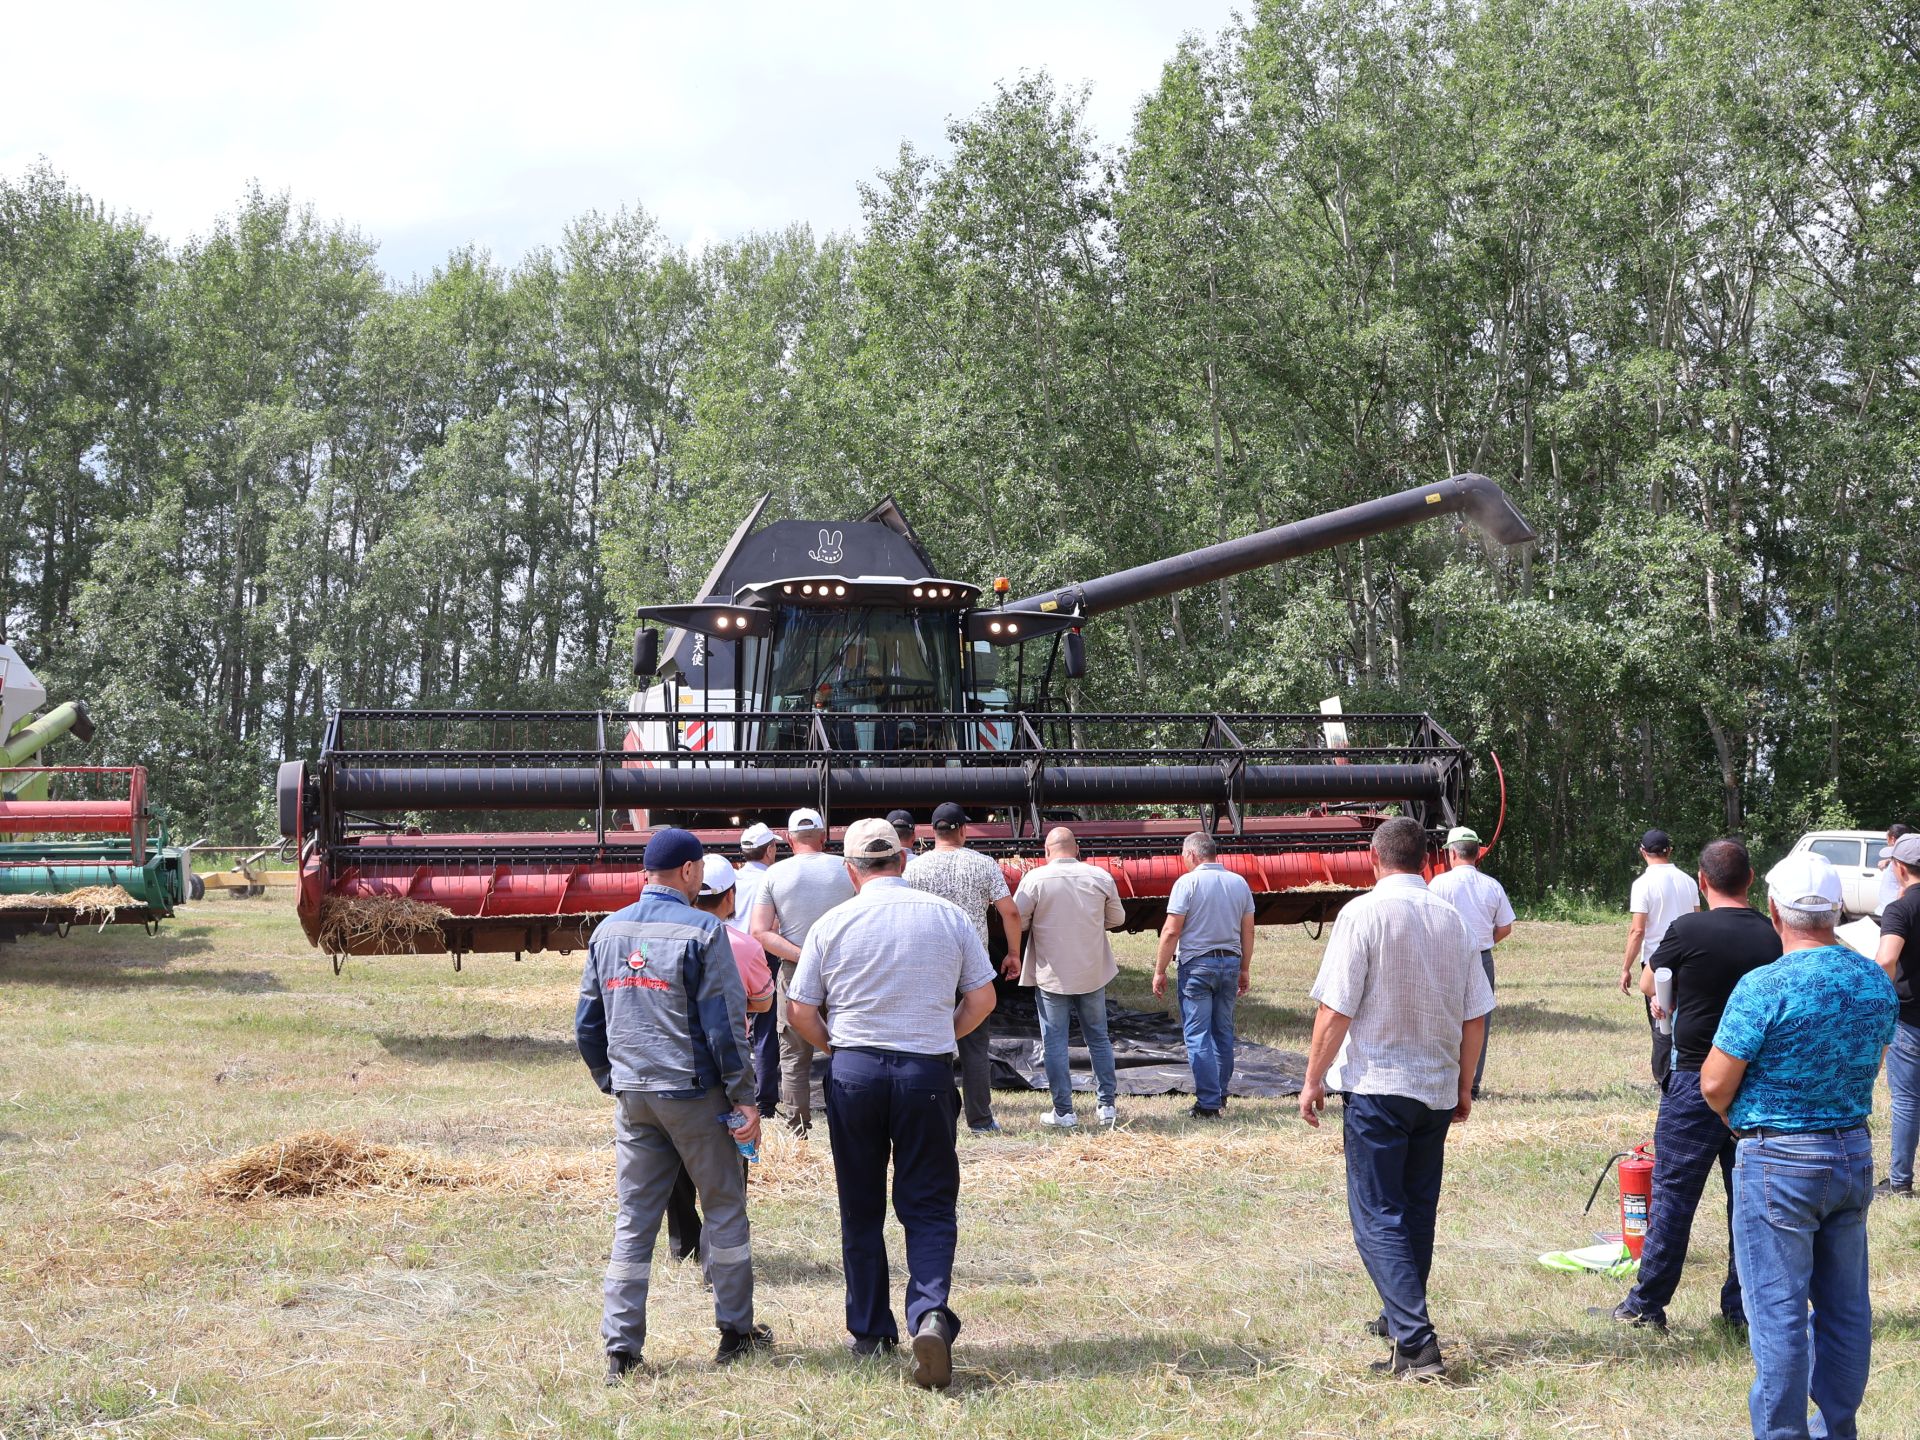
[3,0,1914,898]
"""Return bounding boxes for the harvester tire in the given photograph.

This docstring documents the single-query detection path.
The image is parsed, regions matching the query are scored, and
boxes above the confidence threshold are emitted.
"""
[188,874,206,901]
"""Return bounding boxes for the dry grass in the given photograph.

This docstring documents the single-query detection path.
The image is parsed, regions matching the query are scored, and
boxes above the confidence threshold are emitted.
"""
[0,884,139,918]
[197,1130,479,1202]
[1,896,1916,1440]
[312,894,451,954]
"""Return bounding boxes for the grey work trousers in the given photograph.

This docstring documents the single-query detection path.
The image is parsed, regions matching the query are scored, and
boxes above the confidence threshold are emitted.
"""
[604,1088,754,1358]
[776,959,815,1128]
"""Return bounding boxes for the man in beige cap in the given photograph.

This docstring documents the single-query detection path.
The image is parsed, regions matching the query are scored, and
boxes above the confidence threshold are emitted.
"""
[1012,827,1124,1127]
[1427,825,1514,1099]
[785,817,996,1389]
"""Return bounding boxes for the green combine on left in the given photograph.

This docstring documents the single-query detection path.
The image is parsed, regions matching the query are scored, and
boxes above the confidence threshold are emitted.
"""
[1,642,191,936]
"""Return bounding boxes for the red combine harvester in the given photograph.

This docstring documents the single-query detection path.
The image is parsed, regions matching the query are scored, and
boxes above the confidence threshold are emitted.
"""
[279,475,1533,968]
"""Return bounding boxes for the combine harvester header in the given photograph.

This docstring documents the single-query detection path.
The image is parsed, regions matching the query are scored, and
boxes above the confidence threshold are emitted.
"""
[0,643,190,935]
[281,475,1534,967]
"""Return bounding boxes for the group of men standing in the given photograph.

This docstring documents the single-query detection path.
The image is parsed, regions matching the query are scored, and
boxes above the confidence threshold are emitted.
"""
[570,802,1909,1435]
[1604,828,1910,1440]
[575,804,1265,1388]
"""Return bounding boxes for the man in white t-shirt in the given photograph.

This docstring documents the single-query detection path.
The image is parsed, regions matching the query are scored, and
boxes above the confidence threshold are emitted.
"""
[1619,828,1699,1087]
[1427,826,1515,1099]
[751,808,855,1136]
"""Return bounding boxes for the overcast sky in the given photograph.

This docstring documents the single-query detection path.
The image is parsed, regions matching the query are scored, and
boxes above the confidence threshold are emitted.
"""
[6,0,1239,283]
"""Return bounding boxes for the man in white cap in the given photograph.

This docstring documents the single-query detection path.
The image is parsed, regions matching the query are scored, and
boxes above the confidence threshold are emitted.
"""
[735,822,782,1119]
[751,808,855,1136]
[1872,831,1920,1198]
[1702,851,1897,1440]
[733,824,780,936]
[1427,825,1515,1099]
[785,816,996,1388]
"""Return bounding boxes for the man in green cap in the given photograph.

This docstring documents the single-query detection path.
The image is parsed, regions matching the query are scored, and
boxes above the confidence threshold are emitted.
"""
[1428,825,1514,1098]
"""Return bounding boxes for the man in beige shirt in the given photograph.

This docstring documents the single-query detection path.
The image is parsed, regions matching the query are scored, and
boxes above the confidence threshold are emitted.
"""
[1012,828,1124,1128]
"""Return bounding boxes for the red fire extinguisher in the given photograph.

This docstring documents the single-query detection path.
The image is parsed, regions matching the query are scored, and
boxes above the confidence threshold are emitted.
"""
[1584,1145,1656,1258]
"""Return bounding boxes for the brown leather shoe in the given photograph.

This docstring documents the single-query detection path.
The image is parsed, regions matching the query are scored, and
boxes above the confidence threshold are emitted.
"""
[910,1311,954,1390]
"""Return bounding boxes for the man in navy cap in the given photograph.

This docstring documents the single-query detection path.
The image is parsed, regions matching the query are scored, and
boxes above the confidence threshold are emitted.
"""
[576,827,768,1382]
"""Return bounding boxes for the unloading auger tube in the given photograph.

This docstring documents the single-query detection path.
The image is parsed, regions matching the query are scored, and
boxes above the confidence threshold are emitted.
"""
[1003,473,1534,619]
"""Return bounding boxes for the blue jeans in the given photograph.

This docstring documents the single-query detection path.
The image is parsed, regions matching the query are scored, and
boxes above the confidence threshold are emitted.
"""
[1732,1128,1874,1440]
[1035,986,1118,1114]
[1343,1091,1452,1351]
[1887,1021,1920,1189]
[822,1047,962,1344]
[1177,954,1240,1110]
[1624,1068,1742,1325]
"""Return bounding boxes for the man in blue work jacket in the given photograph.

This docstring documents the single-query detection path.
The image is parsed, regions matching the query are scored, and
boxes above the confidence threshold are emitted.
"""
[576,826,769,1382]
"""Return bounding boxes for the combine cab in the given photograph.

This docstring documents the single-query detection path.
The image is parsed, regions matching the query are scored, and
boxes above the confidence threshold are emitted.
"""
[0,643,191,936]
[282,475,1534,965]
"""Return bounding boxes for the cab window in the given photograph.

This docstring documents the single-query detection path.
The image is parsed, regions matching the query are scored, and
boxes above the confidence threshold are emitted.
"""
[1809,838,1864,869]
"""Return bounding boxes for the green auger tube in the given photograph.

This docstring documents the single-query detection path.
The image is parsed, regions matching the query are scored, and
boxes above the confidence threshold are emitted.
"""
[2,700,93,765]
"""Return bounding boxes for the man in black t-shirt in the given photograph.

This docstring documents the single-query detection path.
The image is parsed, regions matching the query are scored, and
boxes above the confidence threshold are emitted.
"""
[1599,839,1781,1332]
[1874,834,1920,1198]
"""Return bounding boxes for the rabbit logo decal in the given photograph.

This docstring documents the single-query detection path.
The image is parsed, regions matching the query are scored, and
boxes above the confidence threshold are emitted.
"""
[808,528,845,565]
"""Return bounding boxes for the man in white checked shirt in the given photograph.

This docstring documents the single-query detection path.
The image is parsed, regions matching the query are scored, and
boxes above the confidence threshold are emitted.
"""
[1300,817,1493,1383]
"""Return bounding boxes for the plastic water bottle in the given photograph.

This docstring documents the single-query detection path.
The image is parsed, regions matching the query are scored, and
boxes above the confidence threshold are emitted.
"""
[723,1110,759,1163]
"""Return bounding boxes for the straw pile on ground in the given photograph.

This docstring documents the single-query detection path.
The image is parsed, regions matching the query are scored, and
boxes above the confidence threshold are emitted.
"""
[200,1130,477,1201]
[314,894,451,955]
[0,884,141,919]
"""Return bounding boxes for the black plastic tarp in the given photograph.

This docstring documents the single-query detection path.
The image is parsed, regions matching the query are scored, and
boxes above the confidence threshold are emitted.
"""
[980,986,1306,1099]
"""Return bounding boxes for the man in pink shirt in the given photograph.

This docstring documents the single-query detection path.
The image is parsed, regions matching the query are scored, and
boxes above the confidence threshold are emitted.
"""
[667,854,776,1264]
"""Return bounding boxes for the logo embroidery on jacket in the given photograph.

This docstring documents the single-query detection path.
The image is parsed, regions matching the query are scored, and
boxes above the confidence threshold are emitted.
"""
[609,942,671,991]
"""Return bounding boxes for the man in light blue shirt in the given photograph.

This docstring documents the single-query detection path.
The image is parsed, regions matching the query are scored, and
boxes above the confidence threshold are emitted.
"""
[1153,831,1255,1118]
[1702,851,1897,1440]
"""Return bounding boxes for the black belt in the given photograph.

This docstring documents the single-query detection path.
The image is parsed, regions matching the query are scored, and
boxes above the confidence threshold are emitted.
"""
[1732,1123,1868,1140]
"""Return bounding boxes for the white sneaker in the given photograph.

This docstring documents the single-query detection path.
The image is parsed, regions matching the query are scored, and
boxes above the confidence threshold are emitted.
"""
[1040,1110,1078,1129]
[1096,1104,1117,1126]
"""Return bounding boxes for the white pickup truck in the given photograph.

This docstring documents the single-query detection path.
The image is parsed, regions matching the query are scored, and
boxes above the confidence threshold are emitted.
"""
[1784,830,1891,919]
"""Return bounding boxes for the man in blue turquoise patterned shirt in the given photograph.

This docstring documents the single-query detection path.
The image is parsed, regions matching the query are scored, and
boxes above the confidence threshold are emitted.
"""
[1702,851,1897,1440]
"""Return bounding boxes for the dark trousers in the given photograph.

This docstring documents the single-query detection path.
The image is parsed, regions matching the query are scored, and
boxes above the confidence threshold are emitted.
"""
[1343,1091,1453,1352]
[823,1047,963,1344]
[752,1007,780,1115]
[666,1163,702,1261]
[957,1024,995,1128]
[1471,950,1494,1098]
[1644,992,1671,1087]
[1624,1067,1743,1325]
[666,1154,751,1263]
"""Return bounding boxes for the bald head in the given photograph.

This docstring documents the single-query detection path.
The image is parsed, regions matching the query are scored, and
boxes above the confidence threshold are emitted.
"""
[1045,827,1079,859]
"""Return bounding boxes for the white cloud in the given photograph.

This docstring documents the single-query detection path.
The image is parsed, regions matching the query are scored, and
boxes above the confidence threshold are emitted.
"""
[4,0,1238,280]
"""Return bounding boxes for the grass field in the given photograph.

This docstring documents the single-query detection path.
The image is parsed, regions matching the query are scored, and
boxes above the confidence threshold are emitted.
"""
[2,897,1915,1439]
